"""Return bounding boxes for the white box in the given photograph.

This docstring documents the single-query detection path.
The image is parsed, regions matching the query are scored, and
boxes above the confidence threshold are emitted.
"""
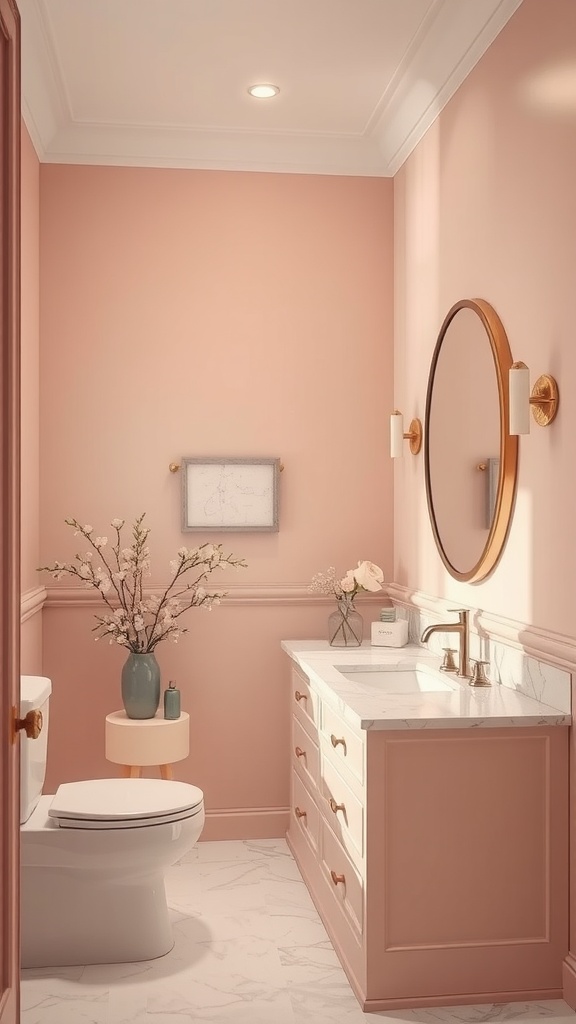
[371,619,409,647]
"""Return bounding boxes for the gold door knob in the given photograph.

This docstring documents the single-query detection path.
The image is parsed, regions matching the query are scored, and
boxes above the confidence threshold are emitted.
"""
[330,870,345,886]
[294,690,307,703]
[294,746,306,759]
[329,798,346,816]
[295,806,307,819]
[330,735,347,754]
[15,708,43,740]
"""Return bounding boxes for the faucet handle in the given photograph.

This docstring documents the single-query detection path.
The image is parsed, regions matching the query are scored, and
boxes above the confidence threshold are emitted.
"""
[440,648,457,673]
[448,608,468,616]
[469,659,491,687]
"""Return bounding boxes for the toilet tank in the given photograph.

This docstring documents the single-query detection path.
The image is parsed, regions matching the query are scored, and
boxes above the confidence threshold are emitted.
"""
[20,676,51,824]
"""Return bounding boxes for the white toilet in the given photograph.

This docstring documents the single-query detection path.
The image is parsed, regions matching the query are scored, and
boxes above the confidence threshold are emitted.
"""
[20,675,205,969]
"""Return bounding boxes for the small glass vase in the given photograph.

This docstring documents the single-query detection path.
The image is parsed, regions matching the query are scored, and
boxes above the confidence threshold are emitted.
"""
[121,651,161,719]
[328,596,363,647]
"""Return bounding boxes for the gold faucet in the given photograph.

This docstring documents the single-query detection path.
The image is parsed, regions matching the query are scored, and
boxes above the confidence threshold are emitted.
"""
[421,609,470,679]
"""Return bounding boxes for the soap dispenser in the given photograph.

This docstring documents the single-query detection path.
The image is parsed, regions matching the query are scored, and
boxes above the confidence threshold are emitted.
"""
[163,680,181,720]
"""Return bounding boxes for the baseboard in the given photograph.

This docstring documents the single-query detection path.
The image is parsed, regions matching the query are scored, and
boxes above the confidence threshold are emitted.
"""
[363,988,563,1013]
[201,806,289,841]
[563,954,576,1009]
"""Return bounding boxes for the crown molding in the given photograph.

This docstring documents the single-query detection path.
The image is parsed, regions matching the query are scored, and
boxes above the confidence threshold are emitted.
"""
[373,0,524,175]
[19,0,70,162]
[32,122,388,178]
[19,0,524,176]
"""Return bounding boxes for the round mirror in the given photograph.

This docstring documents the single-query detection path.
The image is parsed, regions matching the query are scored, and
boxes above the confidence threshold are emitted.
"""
[424,299,518,583]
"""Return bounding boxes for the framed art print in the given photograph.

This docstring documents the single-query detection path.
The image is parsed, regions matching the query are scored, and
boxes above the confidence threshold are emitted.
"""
[181,457,280,532]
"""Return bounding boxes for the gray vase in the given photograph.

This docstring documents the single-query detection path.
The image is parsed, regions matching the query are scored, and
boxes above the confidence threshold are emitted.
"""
[121,652,161,719]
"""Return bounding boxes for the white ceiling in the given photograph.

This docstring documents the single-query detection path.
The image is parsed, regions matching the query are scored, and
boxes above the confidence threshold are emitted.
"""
[20,0,523,177]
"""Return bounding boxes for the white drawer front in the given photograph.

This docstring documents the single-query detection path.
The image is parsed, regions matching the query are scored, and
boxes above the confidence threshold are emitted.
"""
[321,820,363,935]
[321,703,365,786]
[320,754,364,863]
[291,770,320,851]
[293,715,320,789]
[292,668,320,738]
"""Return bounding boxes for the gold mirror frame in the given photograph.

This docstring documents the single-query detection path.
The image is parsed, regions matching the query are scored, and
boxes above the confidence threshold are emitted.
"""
[424,298,518,583]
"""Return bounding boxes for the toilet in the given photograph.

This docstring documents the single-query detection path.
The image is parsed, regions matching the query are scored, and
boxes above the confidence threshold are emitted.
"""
[20,675,205,969]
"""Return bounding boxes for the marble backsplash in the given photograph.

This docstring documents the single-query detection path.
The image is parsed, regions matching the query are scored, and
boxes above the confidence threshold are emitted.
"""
[393,603,572,715]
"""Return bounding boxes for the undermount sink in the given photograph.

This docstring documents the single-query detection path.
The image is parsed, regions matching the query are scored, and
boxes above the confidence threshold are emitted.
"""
[334,662,455,694]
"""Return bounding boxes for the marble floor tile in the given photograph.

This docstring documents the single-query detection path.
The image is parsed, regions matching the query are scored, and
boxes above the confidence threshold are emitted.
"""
[20,838,576,1024]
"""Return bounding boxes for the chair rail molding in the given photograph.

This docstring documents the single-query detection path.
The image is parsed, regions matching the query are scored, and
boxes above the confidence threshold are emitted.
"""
[20,586,46,624]
[45,583,384,609]
[388,583,576,672]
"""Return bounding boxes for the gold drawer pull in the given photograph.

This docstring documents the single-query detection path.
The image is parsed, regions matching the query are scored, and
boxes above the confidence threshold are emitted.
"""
[294,690,307,703]
[331,735,347,754]
[295,746,306,758]
[295,806,307,819]
[329,798,346,816]
[330,870,346,886]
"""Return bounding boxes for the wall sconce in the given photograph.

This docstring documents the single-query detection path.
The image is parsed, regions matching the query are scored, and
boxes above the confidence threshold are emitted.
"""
[509,362,559,435]
[390,411,422,457]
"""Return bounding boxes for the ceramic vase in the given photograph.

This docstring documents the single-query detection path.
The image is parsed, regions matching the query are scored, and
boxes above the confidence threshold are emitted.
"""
[121,652,161,719]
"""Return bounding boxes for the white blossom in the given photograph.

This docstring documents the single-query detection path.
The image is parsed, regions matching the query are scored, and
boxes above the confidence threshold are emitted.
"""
[38,513,246,653]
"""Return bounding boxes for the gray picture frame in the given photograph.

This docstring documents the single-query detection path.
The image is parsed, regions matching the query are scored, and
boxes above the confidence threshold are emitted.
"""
[181,457,280,532]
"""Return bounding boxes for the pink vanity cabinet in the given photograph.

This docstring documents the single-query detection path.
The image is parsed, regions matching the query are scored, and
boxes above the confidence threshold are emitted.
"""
[287,662,569,1013]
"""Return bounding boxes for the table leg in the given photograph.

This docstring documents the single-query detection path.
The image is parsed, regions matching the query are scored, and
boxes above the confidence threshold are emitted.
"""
[159,764,173,780]
[123,765,142,778]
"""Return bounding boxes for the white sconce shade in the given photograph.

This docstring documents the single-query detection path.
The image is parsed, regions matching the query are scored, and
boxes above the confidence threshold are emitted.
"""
[509,362,531,435]
[509,362,559,434]
[390,411,422,457]
[390,411,404,458]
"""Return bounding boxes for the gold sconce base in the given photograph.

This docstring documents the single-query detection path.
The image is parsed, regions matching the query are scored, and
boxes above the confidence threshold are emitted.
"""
[530,374,559,427]
[405,418,422,455]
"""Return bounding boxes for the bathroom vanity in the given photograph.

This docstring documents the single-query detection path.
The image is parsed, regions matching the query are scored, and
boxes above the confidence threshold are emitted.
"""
[282,640,570,1012]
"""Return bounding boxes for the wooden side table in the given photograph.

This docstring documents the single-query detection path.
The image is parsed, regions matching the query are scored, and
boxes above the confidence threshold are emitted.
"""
[105,710,190,780]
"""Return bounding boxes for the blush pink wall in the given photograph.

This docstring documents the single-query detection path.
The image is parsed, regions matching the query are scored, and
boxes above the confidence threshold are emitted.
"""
[20,122,42,673]
[393,0,576,635]
[37,167,393,830]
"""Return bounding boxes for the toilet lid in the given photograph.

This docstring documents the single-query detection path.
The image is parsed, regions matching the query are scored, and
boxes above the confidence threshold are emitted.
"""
[48,778,204,830]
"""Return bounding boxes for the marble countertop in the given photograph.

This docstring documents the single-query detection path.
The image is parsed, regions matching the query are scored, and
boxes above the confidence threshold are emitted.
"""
[281,640,571,732]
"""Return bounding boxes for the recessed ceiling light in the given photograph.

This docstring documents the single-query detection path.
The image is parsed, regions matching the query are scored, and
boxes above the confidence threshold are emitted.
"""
[248,84,280,99]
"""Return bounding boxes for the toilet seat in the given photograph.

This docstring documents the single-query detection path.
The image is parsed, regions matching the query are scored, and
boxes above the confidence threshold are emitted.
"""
[48,778,204,830]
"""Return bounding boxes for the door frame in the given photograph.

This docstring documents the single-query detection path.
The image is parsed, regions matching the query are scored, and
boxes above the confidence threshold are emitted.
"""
[0,0,21,1022]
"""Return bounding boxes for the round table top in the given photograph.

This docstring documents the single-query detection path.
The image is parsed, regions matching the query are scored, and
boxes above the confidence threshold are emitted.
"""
[105,711,190,765]
[106,710,190,728]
